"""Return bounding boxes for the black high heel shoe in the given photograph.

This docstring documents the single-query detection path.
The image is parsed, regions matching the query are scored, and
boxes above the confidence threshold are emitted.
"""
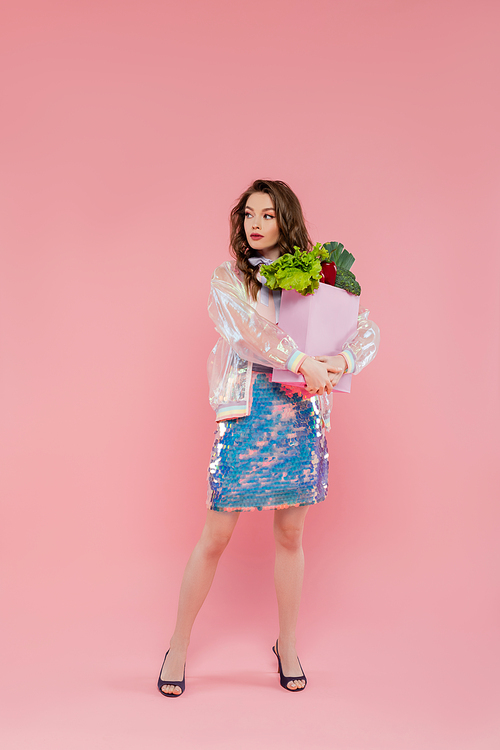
[272,639,307,692]
[157,649,186,697]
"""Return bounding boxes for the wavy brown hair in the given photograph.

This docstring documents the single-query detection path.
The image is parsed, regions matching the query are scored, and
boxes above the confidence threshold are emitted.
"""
[229,179,312,300]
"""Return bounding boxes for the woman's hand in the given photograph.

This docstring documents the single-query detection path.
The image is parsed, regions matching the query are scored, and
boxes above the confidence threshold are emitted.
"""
[315,355,346,388]
[298,356,333,395]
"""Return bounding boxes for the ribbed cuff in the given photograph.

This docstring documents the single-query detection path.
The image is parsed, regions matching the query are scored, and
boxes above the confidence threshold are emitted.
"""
[341,349,355,374]
[286,350,308,374]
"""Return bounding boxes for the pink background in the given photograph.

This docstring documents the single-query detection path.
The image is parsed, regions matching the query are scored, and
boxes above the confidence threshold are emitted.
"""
[1,1,499,748]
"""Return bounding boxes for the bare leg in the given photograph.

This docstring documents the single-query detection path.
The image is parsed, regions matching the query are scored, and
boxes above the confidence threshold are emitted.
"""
[160,508,240,694]
[273,504,309,690]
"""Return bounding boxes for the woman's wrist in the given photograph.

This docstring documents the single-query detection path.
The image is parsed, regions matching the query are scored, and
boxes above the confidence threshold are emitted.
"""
[340,349,355,374]
[287,350,308,374]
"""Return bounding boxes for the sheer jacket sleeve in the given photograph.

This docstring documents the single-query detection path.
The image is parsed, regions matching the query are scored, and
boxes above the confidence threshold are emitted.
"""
[208,262,307,373]
[341,306,380,374]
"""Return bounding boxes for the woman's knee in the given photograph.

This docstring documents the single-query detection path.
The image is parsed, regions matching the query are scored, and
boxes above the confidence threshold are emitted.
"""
[274,522,303,551]
[200,513,238,557]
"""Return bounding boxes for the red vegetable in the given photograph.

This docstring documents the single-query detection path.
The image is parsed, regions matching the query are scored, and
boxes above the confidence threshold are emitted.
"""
[320,262,337,286]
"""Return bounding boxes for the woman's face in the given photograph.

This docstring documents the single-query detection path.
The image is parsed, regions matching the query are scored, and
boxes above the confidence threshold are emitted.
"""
[244,192,280,259]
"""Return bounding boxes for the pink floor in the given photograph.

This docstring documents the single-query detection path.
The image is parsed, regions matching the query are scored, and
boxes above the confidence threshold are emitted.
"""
[3,575,499,750]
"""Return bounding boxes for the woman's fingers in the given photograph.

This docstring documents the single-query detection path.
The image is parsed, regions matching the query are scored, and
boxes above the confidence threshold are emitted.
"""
[299,356,341,395]
[299,356,331,393]
[315,355,344,373]
[328,372,342,387]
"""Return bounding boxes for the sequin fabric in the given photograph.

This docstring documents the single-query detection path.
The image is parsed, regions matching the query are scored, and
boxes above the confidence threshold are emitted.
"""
[207,373,329,512]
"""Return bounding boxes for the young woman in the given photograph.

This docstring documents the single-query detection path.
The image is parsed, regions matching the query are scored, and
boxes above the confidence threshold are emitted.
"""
[158,180,379,696]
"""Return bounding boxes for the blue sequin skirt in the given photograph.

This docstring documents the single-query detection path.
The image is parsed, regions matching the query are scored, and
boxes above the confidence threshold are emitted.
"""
[207,373,329,512]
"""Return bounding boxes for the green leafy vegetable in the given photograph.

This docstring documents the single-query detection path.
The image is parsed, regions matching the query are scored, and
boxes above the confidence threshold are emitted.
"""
[322,241,355,270]
[259,241,361,296]
[334,267,361,295]
[260,243,328,296]
[322,242,361,295]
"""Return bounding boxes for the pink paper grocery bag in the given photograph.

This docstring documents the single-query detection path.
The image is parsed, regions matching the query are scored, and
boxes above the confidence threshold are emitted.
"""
[272,284,360,393]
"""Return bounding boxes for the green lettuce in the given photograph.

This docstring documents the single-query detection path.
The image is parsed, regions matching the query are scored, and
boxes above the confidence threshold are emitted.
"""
[260,243,328,296]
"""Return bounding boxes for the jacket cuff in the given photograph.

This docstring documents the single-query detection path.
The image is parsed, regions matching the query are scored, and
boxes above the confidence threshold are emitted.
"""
[286,350,308,374]
[341,349,355,374]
